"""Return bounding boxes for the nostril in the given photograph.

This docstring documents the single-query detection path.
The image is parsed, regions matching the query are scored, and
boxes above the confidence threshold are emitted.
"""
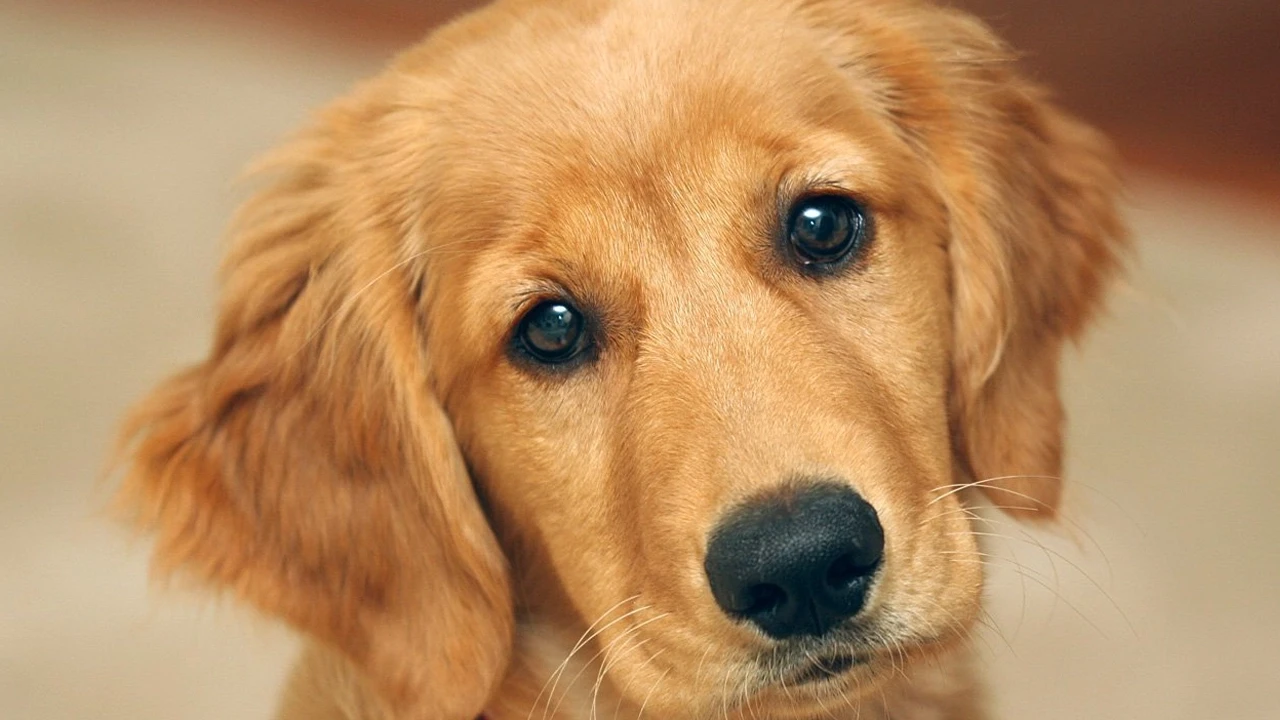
[824,553,860,591]
[743,583,787,616]
[704,481,884,639]
[824,552,877,592]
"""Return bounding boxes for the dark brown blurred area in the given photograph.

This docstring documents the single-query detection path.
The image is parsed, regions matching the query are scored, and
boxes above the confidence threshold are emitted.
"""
[961,0,1280,207]
[53,0,1280,207]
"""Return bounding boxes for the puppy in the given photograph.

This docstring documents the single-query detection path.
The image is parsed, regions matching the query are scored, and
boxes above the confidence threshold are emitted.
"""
[115,0,1126,717]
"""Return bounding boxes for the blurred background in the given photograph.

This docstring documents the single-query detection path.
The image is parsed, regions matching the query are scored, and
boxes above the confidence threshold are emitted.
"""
[1,1,1277,718]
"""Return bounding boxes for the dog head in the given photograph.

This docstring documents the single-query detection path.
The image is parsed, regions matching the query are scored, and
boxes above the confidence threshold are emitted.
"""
[116,0,1125,717]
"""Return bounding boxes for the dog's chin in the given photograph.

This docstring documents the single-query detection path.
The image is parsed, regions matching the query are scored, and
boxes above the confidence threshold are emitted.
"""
[757,650,877,708]
[741,631,959,718]
[786,651,866,686]
[739,668,865,720]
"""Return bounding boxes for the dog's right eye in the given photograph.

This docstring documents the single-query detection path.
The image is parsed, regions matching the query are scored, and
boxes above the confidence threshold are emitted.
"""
[785,194,869,271]
[515,300,588,365]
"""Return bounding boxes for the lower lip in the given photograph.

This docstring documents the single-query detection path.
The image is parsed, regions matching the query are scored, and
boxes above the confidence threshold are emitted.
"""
[790,653,860,685]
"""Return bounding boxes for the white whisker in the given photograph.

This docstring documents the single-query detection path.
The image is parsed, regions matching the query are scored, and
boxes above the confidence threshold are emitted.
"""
[529,595,643,720]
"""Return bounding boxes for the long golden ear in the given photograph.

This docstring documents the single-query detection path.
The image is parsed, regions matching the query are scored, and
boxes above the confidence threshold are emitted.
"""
[115,93,512,719]
[806,0,1127,519]
[900,8,1128,520]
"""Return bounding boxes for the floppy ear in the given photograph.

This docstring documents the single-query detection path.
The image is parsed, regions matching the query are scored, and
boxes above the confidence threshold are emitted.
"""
[115,91,512,719]
[899,9,1128,519]
[806,0,1127,519]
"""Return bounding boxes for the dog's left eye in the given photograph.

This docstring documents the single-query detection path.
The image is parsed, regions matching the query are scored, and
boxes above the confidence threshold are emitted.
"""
[786,195,868,267]
[516,300,588,364]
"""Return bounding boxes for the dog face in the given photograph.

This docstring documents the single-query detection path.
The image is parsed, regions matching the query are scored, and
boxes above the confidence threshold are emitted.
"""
[428,9,976,714]
[116,1,1124,718]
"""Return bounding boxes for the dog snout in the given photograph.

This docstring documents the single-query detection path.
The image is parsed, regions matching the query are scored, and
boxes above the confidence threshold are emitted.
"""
[703,481,884,639]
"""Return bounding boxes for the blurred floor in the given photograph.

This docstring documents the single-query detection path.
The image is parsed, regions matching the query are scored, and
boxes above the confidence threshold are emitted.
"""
[1,3,1277,719]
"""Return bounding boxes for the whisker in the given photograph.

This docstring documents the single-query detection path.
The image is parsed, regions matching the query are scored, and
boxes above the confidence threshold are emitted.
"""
[945,505,1036,636]
[775,645,797,708]
[876,683,892,720]
[927,474,1063,506]
[985,518,1036,638]
[564,612,669,720]
[734,664,761,720]
[810,678,841,720]
[872,630,910,686]
[634,664,670,720]
[926,476,1122,583]
[975,606,1018,659]
[719,664,733,720]
[942,554,1110,638]
[589,635,653,720]
[967,509,1111,584]
[932,474,1143,535]
[911,593,1007,659]
[612,645,666,718]
[833,650,861,718]
[692,645,714,700]
[918,503,1042,527]
[530,597,645,720]
[935,481,1119,582]
[956,530,1136,638]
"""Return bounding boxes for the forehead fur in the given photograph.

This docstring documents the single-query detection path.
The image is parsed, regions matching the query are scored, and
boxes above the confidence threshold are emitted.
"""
[393,0,913,230]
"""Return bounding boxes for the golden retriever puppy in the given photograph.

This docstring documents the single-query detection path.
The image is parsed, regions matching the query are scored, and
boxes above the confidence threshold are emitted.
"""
[115,0,1126,717]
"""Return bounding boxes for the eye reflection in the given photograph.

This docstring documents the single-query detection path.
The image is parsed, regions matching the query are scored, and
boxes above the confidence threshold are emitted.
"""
[517,300,587,364]
[786,195,868,266]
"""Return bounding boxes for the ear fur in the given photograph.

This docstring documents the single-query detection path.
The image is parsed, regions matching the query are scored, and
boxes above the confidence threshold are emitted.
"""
[115,83,512,719]
[808,0,1128,519]
[917,11,1128,520]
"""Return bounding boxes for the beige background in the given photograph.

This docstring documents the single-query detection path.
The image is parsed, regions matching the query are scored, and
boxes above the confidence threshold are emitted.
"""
[2,3,1278,718]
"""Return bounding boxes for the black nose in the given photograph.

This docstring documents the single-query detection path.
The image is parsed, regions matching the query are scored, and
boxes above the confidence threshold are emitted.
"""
[704,482,884,639]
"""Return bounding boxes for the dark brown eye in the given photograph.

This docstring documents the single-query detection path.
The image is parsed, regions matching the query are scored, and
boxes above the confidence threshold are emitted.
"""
[517,300,587,364]
[786,195,868,266]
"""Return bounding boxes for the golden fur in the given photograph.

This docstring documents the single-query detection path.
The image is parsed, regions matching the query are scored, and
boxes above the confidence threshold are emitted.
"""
[114,0,1126,717]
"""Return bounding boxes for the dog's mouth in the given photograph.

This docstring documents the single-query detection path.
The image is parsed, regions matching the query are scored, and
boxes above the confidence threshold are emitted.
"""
[786,652,865,686]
